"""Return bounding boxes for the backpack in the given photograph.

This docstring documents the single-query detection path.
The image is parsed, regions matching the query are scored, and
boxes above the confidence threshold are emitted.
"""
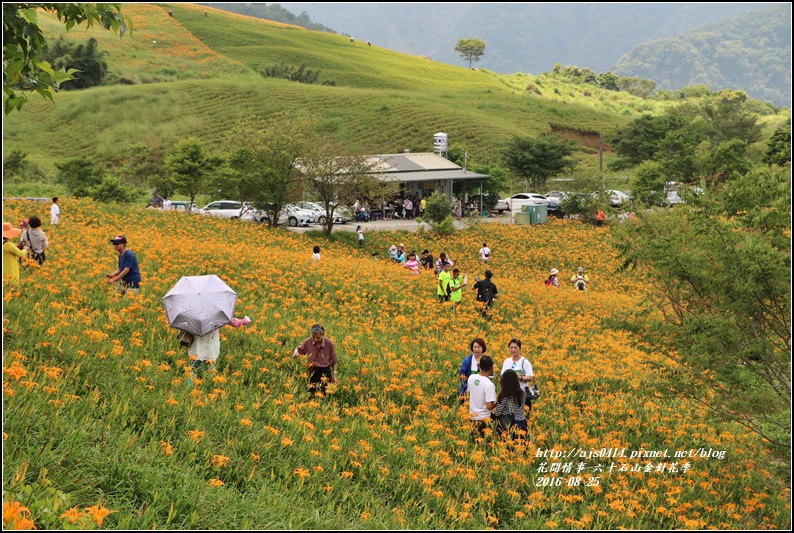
[478,281,495,303]
[575,275,587,291]
[545,277,554,287]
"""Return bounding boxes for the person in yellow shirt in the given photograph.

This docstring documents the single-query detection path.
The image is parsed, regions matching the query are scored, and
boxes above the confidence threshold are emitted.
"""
[449,267,468,313]
[3,222,28,285]
[437,261,452,303]
[570,266,591,290]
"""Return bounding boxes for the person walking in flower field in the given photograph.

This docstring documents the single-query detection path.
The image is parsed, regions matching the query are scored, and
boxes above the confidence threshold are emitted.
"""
[448,267,467,313]
[570,266,590,291]
[3,221,28,285]
[293,323,338,396]
[20,216,49,265]
[468,355,496,437]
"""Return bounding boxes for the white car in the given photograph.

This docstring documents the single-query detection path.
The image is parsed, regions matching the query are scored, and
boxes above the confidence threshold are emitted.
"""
[294,201,345,225]
[242,204,315,227]
[545,190,573,202]
[604,190,632,207]
[502,193,549,211]
[198,200,249,219]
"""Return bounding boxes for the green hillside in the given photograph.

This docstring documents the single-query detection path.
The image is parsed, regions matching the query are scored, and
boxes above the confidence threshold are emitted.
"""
[613,4,791,107]
[2,3,788,183]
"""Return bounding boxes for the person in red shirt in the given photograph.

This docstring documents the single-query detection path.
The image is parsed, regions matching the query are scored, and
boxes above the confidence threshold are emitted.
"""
[293,324,338,396]
[596,209,605,227]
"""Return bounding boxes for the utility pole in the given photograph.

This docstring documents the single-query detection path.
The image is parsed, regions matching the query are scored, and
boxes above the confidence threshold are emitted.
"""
[599,131,603,173]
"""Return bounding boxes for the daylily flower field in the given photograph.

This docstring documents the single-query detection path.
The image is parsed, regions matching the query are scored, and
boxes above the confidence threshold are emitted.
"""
[2,199,788,529]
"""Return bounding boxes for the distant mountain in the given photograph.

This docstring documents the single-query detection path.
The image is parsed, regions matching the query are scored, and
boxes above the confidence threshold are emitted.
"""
[278,3,768,73]
[199,2,336,33]
[612,4,791,107]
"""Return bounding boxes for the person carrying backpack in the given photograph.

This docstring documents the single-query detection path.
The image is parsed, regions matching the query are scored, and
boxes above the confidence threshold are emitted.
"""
[570,266,590,291]
[545,268,559,287]
[472,269,498,315]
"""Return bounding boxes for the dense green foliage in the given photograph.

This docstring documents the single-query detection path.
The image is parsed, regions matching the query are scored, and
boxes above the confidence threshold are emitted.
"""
[503,134,579,190]
[609,90,764,183]
[2,3,130,113]
[613,4,792,107]
[612,167,791,462]
[41,37,108,90]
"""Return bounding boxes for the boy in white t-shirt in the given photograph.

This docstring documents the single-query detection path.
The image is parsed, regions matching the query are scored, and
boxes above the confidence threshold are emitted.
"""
[467,355,496,437]
[479,242,491,264]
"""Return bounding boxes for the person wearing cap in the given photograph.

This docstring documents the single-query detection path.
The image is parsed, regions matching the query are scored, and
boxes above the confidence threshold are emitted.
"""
[3,222,28,285]
[570,267,590,290]
[292,324,338,396]
[106,235,141,294]
[545,268,560,287]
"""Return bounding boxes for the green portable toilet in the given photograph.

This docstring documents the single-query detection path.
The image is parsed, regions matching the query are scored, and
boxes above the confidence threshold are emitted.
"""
[514,212,532,225]
[522,204,548,224]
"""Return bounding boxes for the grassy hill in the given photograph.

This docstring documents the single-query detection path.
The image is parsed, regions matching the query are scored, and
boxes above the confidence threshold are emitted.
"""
[0,4,642,174]
[2,3,789,187]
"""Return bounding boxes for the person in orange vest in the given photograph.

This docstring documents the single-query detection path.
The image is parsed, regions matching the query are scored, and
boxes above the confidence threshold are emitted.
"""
[596,209,605,227]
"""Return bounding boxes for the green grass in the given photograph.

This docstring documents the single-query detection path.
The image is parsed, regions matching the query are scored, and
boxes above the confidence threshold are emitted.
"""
[4,3,789,184]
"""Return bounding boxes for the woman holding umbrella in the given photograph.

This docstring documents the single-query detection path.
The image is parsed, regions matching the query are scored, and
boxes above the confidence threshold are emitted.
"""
[162,274,250,378]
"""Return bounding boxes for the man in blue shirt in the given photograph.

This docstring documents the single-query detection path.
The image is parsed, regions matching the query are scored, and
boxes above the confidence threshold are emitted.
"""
[106,235,141,294]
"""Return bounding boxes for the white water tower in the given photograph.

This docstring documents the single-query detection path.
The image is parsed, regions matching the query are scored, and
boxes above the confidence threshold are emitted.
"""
[433,132,448,158]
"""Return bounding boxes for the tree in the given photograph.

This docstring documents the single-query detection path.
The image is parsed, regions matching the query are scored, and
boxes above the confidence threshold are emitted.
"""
[503,134,578,191]
[597,71,619,91]
[612,166,791,466]
[222,114,314,227]
[695,139,752,183]
[763,124,791,167]
[629,160,666,206]
[454,38,486,69]
[421,191,455,235]
[3,3,132,113]
[42,37,108,90]
[165,137,219,207]
[298,145,393,237]
[55,155,101,197]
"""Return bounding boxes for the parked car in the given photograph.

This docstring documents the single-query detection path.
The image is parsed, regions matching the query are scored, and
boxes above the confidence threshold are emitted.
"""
[170,201,198,213]
[546,200,564,218]
[502,193,549,211]
[493,198,509,213]
[604,190,633,207]
[242,204,315,226]
[198,200,249,219]
[545,190,574,202]
[294,201,345,225]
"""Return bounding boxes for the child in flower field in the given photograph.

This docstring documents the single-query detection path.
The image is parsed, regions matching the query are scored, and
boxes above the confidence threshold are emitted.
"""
[186,316,250,378]
[468,355,496,437]
[312,245,321,262]
[403,252,420,274]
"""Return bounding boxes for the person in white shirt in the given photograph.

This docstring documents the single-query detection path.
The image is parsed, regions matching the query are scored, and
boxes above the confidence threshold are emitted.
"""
[467,355,496,437]
[479,242,491,264]
[50,197,60,225]
[161,196,172,211]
